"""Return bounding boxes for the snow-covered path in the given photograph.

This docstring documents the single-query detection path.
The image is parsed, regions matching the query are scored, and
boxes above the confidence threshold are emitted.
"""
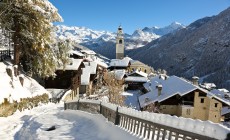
[0,103,140,140]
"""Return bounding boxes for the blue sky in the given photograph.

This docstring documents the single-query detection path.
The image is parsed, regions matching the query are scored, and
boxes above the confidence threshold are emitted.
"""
[50,0,230,34]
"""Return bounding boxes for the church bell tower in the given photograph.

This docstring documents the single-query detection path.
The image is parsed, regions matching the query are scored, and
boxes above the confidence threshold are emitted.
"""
[116,25,124,59]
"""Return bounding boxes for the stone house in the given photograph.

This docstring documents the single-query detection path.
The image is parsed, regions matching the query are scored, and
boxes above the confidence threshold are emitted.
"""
[139,75,230,123]
[128,60,154,74]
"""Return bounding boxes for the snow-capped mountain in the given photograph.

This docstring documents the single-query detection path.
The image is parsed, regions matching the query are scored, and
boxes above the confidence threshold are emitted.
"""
[142,22,184,36]
[56,25,116,44]
[128,7,230,91]
[55,22,184,51]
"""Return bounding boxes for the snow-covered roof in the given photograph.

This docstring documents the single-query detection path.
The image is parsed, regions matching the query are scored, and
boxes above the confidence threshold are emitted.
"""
[128,70,148,77]
[114,70,126,80]
[222,107,230,115]
[81,67,91,85]
[57,59,83,70]
[68,50,85,57]
[125,76,148,83]
[200,83,216,90]
[210,89,227,98]
[93,58,108,68]
[83,55,108,69]
[80,49,96,55]
[207,90,230,106]
[218,88,229,93]
[139,75,197,108]
[83,61,97,74]
[140,75,230,108]
[81,62,97,85]
[109,57,132,67]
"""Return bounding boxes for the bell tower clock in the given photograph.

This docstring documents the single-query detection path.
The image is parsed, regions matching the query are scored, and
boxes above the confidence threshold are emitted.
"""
[116,25,124,59]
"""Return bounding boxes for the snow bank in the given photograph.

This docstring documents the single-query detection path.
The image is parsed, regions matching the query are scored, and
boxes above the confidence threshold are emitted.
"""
[117,105,230,140]
[0,62,49,104]
[69,99,230,140]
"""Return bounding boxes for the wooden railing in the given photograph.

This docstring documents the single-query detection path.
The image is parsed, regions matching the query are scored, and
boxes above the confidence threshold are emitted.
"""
[64,100,228,140]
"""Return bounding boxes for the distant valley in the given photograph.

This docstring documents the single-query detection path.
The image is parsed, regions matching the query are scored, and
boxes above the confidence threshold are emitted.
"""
[56,7,230,91]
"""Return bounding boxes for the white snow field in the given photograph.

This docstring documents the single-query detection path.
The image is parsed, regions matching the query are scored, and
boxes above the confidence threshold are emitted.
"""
[0,103,140,140]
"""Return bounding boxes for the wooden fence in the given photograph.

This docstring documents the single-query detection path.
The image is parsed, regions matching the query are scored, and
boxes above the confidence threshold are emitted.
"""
[64,100,225,140]
[0,50,13,61]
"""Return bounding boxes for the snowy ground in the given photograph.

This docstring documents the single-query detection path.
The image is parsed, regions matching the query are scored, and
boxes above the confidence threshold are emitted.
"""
[0,62,49,104]
[0,103,140,140]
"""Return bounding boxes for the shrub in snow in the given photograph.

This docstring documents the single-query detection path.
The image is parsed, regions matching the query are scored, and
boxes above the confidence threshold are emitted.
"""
[0,94,49,117]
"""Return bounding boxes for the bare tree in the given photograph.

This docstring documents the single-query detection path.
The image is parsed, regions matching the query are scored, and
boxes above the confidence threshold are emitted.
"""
[103,71,125,106]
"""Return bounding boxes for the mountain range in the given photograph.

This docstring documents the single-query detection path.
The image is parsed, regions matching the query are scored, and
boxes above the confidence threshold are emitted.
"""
[128,7,230,91]
[55,7,230,91]
[55,22,184,51]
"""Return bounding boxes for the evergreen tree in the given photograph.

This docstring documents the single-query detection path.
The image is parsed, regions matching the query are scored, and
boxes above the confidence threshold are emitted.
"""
[0,0,63,78]
[55,39,73,70]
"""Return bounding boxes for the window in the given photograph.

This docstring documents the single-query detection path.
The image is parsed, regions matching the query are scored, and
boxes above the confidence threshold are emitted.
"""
[200,98,204,103]
[119,39,122,44]
[215,103,218,108]
[144,69,147,73]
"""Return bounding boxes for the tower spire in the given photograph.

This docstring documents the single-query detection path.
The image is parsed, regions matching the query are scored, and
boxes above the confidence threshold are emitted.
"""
[116,26,124,59]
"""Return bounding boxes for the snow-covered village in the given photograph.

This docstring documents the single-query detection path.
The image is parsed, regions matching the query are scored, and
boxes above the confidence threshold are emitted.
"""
[0,0,230,140]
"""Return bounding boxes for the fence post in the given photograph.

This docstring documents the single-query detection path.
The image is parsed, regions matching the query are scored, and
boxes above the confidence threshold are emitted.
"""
[64,102,66,110]
[77,99,80,110]
[115,106,120,125]
[100,102,102,114]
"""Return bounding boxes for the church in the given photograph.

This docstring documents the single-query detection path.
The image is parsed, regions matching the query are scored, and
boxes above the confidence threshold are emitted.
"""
[116,25,125,59]
[114,26,154,74]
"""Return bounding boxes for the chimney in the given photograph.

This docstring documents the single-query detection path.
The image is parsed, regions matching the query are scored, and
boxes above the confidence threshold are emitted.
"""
[192,76,199,86]
[157,84,163,96]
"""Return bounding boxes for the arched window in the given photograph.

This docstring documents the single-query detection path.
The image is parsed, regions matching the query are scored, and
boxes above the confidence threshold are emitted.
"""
[119,39,122,44]
[144,69,147,73]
